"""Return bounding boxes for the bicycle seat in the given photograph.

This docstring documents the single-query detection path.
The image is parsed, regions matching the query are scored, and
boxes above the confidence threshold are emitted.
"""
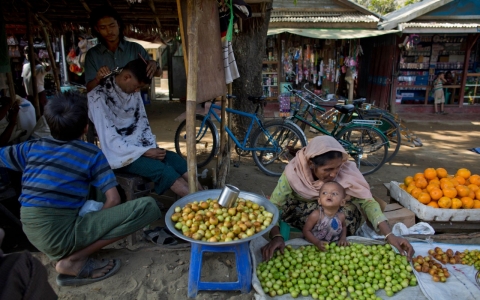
[352,98,367,106]
[248,96,266,104]
[334,104,355,114]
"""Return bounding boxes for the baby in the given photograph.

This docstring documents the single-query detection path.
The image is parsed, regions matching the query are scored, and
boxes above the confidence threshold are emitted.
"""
[303,181,349,251]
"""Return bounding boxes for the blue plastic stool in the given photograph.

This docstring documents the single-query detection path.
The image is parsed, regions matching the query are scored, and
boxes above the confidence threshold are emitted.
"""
[188,242,252,298]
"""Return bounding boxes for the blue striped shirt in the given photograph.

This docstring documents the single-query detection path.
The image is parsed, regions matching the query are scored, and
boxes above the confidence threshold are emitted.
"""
[0,138,117,208]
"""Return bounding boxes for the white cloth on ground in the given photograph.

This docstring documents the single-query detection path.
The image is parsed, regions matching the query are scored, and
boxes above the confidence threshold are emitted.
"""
[88,76,157,169]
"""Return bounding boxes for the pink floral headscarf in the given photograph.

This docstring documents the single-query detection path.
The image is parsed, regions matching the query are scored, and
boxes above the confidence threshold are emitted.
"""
[285,136,372,200]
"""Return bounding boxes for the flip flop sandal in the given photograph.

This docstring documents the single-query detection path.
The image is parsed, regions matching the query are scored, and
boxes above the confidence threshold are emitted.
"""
[143,227,191,249]
[56,258,121,286]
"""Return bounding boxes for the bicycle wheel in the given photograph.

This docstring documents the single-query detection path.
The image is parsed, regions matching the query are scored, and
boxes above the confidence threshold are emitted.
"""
[335,125,388,175]
[174,114,218,168]
[251,120,307,176]
[362,112,401,162]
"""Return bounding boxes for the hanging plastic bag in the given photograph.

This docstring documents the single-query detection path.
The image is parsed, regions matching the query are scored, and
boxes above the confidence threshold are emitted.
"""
[79,200,104,217]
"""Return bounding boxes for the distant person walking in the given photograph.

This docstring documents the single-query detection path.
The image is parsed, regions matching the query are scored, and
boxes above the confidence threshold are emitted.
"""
[433,72,447,115]
[21,46,50,115]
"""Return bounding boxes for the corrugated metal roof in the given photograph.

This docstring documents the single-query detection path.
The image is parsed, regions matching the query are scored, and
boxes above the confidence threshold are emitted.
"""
[400,21,480,28]
[270,11,379,23]
[378,0,453,30]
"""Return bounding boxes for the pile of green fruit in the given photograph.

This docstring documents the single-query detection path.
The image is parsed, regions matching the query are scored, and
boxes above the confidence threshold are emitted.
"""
[256,243,417,299]
[461,249,480,270]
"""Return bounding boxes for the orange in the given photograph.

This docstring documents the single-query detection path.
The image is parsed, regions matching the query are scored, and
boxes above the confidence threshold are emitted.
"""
[438,197,452,209]
[450,178,460,187]
[428,201,439,208]
[399,183,407,190]
[451,198,463,209]
[406,185,417,194]
[424,168,437,180]
[428,177,440,184]
[474,200,480,209]
[436,168,448,178]
[414,173,426,181]
[456,168,472,179]
[411,188,423,199]
[426,184,438,193]
[469,190,476,200]
[417,192,431,204]
[404,176,414,186]
[476,189,480,200]
[415,178,428,189]
[468,184,479,193]
[456,185,471,197]
[469,174,480,186]
[461,197,474,209]
[442,187,457,199]
[454,175,466,185]
[429,188,443,201]
[440,180,454,190]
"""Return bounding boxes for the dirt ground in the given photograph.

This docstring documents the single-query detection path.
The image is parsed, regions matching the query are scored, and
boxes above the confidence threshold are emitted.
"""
[15,100,480,299]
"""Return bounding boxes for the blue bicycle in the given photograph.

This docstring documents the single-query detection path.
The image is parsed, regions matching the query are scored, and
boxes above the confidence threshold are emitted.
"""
[174,96,307,176]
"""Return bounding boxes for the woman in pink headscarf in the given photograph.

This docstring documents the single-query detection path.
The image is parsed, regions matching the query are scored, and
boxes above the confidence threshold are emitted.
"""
[261,136,414,261]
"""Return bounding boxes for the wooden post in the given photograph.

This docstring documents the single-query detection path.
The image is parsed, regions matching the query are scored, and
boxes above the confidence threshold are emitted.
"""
[217,94,227,168]
[458,34,480,107]
[186,0,199,193]
[26,7,40,118]
[217,83,233,188]
[37,19,60,92]
[176,0,188,74]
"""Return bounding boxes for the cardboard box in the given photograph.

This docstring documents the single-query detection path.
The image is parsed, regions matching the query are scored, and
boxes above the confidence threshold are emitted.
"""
[383,203,415,228]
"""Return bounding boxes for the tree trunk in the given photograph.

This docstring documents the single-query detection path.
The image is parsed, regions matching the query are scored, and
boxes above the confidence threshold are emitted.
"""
[231,5,272,138]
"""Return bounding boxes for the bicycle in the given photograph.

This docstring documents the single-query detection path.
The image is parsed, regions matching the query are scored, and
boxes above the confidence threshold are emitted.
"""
[174,95,308,176]
[300,84,401,162]
[285,87,389,175]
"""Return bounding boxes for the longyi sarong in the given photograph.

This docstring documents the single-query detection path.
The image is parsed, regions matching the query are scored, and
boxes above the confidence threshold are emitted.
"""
[21,196,161,261]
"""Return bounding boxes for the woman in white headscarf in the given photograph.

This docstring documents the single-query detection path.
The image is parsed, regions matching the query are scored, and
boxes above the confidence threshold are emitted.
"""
[261,136,414,261]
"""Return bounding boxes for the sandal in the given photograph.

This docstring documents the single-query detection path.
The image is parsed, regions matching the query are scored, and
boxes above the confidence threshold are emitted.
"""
[143,227,190,249]
[56,258,121,286]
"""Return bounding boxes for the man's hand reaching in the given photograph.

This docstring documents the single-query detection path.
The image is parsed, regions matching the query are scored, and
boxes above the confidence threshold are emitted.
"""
[143,148,166,161]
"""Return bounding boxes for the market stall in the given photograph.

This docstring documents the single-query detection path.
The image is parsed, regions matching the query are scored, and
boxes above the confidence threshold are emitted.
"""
[378,0,480,114]
[262,0,399,118]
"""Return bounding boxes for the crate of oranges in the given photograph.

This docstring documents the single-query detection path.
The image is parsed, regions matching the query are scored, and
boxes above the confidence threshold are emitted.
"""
[389,168,480,221]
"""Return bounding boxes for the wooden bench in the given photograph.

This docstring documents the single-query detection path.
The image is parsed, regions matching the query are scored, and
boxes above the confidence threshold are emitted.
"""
[114,172,156,245]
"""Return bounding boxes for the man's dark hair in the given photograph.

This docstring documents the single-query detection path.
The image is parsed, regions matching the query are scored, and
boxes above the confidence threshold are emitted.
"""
[123,58,152,85]
[89,5,125,44]
[44,92,88,141]
[311,151,343,167]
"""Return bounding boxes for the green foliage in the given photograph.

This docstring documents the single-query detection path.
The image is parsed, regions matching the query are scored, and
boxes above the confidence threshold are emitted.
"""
[368,0,396,15]
[352,0,422,15]
[402,0,422,8]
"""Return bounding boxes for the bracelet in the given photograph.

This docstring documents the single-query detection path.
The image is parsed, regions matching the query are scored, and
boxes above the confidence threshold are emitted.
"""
[271,234,284,240]
[384,232,394,242]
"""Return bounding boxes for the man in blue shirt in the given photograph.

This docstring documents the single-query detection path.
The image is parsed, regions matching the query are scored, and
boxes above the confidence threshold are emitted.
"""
[85,5,161,92]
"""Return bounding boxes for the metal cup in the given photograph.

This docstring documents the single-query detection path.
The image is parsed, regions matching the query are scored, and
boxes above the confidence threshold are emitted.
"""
[217,184,240,208]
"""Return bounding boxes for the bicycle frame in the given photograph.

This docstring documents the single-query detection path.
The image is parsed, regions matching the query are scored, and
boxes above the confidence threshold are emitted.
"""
[287,90,390,167]
[198,102,282,153]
